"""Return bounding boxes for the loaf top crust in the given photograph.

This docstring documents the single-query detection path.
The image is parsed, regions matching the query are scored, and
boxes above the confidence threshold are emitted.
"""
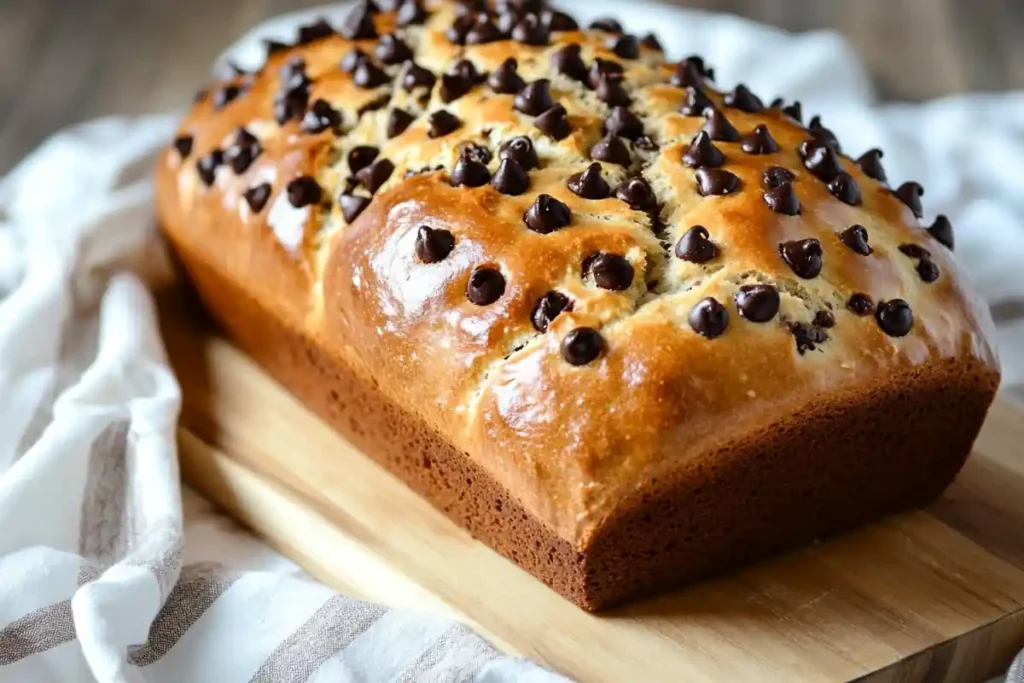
[157,0,999,546]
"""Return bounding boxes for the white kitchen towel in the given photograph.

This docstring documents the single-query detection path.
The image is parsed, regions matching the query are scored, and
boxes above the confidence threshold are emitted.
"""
[0,2,1023,682]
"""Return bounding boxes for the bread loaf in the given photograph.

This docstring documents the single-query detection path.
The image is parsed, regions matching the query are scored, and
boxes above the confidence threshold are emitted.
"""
[156,0,1000,610]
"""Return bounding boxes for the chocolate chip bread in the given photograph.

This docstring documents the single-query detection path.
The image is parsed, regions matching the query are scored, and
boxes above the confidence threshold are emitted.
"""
[156,0,1000,610]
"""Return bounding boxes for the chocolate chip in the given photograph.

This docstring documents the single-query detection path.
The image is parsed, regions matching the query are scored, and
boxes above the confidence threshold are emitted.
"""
[300,99,343,134]
[781,100,803,123]
[274,82,311,125]
[898,244,930,259]
[828,172,861,206]
[682,131,724,168]
[357,93,391,116]
[512,14,550,45]
[633,136,659,153]
[800,140,842,182]
[281,56,308,83]
[340,49,366,73]
[813,310,835,328]
[341,3,378,40]
[348,146,379,173]
[396,0,428,26]
[172,135,193,159]
[695,168,739,196]
[375,33,413,64]
[670,56,713,88]
[415,226,455,263]
[286,176,322,207]
[466,15,503,44]
[740,125,779,154]
[386,108,415,138]
[542,8,578,31]
[354,58,390,89]
[587,59,624,90]
[196,149,223,186]
[534,104,571,140]
[614,176,657,211]
[224,128,262,174]
[297,18,336,44]
[568,163,610,199]
[562,327,604,365]
[679,86,713,116]
[764,183,800,215]
[242,183,272,214]
[604,107,643,140]
[264,39,290,57]
[724,84,764,112]
[488,58,526,94]
[847,293,873,316]
[894,181,924,217]
[355,158,394,194]
[808,115,841,151]
[595,74,632,107]
[734,285,780,322]
[763,166,795,189]
[440,60,481,103]
[467,267,506,305]
[916,259,940,283]
[428,110,462,138]
[857,148,887,183]
[524,194,571,233]
[339,194,371,222]
[701,108,739,142]
[876,299,913,337]
[928,215,954,251]
[402,62,436,91]
[584,253,634,291]
[450,157,490,188]
[608,34,640,59]
[688,297,729,339]
[641,33,663,51]
[491,158,530,196]
[498,137,538,171]
[840,225,873,255]
[589,17,623,32]
[551,44,588,82]
[213,84,243,109]
[514,79,555,116]
[675,226,718,263]
[591,133,631,167]
[531,291,572,332]
[779,238,823,279]
[458,143,492,166]
[790,322,828,354]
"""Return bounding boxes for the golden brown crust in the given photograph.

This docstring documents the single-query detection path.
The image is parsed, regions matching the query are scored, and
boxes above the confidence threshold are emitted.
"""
[157,0,1000,592]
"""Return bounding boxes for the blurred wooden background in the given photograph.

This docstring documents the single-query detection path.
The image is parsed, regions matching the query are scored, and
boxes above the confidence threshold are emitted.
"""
[1,0,1022,173]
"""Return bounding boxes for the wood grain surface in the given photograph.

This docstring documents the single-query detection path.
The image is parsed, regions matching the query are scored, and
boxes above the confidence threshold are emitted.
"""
[1,0,1023,175]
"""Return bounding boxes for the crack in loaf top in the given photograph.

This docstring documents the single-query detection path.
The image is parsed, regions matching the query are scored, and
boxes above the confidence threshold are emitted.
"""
[163,0,998,543]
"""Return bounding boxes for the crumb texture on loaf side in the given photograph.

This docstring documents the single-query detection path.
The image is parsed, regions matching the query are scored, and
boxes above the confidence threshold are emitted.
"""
[156,0,999,549]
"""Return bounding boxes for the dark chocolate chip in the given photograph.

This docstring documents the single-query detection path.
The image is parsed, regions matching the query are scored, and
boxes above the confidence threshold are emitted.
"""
[172,135,193,159]
[724,83,764,112]
[800,139,843,182]
[357,92,391,116]
[286,176,322,207]
[779,238,823,279]
[415,225,455,263]
[670,56,712,88]
[847,293,874,316]
[339,193,371,222]
[467,267,506,305]
[341,3,378,40]
[595,74,632,107]
[898,243,931,259]
[534,104,571,140]
[458,143,492,166]
[224,128,262,174]
[679,86,713,116]
[876,299,913,337]
[916,258,940,283]
[491,158,530,195]
[499,136,538,170]
[213,84,243,109]
[682,131,724,168]
[928,215,954,251]
[587,59,624,90]
[466,15,503,44]
[514,79,555,116]
[734,284,780,323]
[585,253,634,291]
[450,157,491,188]
[196,149,224,187]
[604,107,643,140]
[857,148,888,183]
[488,58,526,94]
[828,172,861,206]
[355,158,394,194]
[273,77,311,124]
[781,100,803,123]
[340,49,366,73]
[428,110,462,138]
[808,115,841,151]
[541,8,578,31]
[531,291,572,332]
[589,17,623,32]
[840,225,873,255]
[640,33,663,51]
[524,194,571,233]
[614,176,657,211]
[590,133,632,167]
[281,56,308,83]
[762,166,795,189]
[348,146,379,173]
[740,125,779,155]
[440,60,481,102]
[402,62,436,91]
[633,136,659,152]
[264,39,291,57]
[894,181,924,217]
[512,14,550,45]
[386,108,415,138]
[562,327,604,365]
[814,310,835,328]
[446,11,476,44]
[375,33,413,64]
[300,99,343,134]
[701,108,739,142]
[695,168,739,196]
[689,297,729,339]
[764,182,801,215]
[675,225,718,263]
[568,163,610,199]
[551,44,588,82]
[608,34,640,59]
[790,322,828,354]
[354,58,389,88]
[396,0,428,26]
[243,183,271,213]
[297,18,336,44]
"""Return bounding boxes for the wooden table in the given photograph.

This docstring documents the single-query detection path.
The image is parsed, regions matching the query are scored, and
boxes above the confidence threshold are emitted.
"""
[1,0,1022,174]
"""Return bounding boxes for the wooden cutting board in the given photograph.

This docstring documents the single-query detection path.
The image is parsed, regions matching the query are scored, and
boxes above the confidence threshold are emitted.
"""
[158,293,1024,683]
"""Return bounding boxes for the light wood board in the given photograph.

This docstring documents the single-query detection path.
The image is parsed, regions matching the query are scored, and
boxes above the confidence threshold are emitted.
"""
[160,297,1024,683]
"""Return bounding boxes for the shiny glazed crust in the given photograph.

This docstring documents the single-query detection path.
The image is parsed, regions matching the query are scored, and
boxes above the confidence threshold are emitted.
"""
[157,0,1001,609]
